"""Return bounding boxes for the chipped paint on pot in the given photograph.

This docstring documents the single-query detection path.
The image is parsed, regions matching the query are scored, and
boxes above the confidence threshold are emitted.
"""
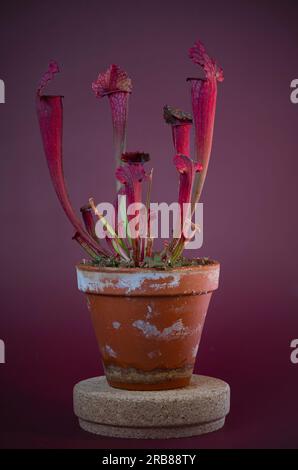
[77,269,181,294]
[103,344,118,358]
[76,262,220,297]
[132,319,191,340]
[76,261,220,391]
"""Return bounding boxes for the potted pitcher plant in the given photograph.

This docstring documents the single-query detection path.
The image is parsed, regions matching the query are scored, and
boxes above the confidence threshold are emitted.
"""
[37,40,224,391]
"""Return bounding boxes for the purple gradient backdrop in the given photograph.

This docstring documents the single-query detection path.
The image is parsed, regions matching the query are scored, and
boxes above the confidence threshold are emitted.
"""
[0,0,298,449]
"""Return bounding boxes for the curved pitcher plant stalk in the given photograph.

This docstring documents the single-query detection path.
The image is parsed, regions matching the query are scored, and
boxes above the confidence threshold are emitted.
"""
[36,61,109,260]
[187,41,224,210]
[37,39,223,267]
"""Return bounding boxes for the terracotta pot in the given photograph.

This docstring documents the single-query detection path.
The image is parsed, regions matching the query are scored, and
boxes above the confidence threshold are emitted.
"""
[76,262,220,391]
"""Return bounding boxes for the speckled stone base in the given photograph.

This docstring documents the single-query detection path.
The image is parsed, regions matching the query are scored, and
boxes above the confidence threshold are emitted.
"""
[73,374,230,439]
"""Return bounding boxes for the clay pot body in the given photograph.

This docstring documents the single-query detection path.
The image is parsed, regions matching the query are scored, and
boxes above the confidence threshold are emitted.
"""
[76,262,220,391]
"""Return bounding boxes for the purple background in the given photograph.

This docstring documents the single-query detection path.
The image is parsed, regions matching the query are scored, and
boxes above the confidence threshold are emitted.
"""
[0,0,298,449]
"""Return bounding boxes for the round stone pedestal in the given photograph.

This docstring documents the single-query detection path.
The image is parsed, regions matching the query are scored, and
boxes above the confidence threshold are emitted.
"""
[73,374,230,439]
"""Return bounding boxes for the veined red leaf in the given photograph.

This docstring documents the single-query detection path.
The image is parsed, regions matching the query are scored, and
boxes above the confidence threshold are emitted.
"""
[188,40,223,205]
[163,105,192,157]
[92,65,132,174]
[170,154,202,261]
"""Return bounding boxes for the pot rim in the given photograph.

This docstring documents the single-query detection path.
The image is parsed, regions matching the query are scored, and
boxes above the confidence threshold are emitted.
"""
[76,259,220,275]
[76,259,220,296]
